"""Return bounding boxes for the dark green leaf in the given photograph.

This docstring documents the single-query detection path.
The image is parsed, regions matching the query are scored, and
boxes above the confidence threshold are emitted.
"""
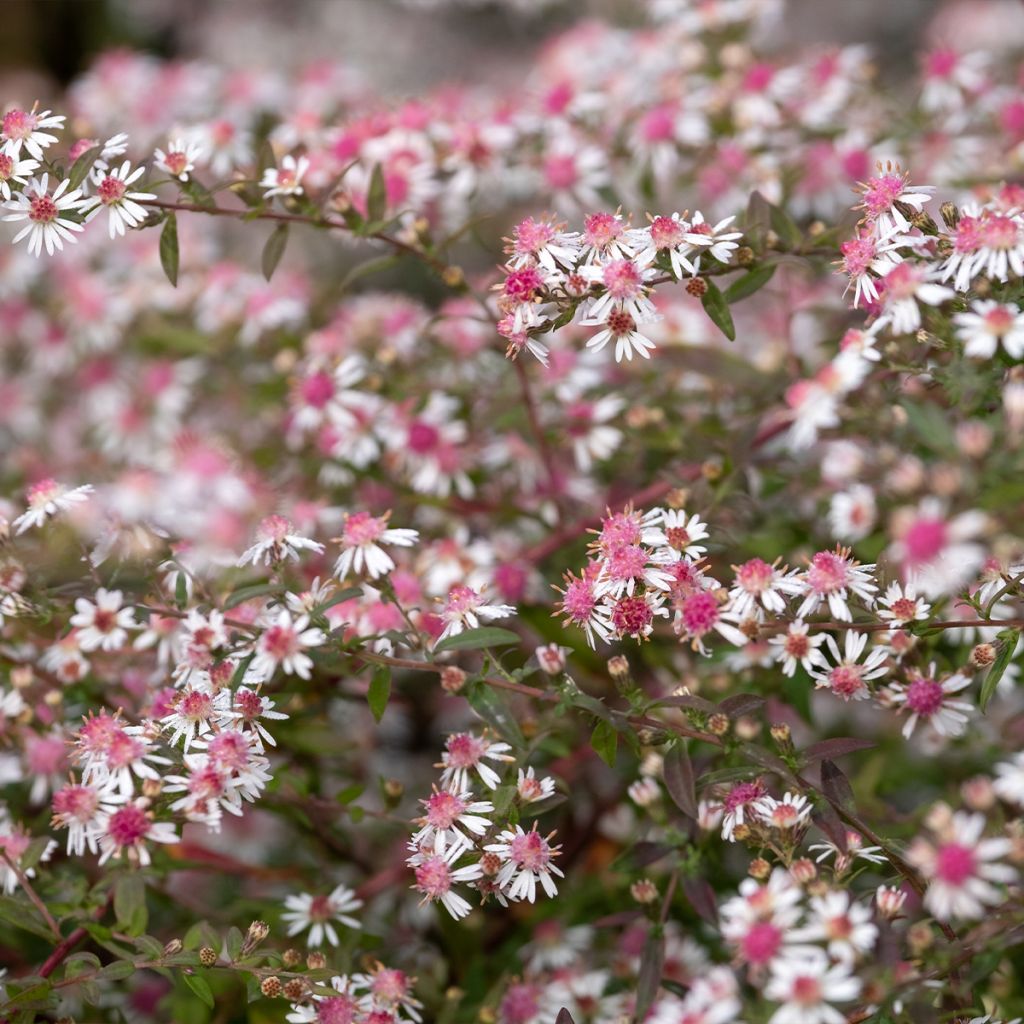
[769,203,802,250]
[224,582,281,610]
[367,163,387,223]
[980,628,1020,711]
[175,569,189,609]
[663,745,697,818]
[555,1011,576,1024]
[367,666,391,722]
[261,223,289,281]
[635,927,665,1019]
[159,213,179,287]
[700,280,735,341]
[339,254,401,293]
[723,264,776,304]
[68,144,101,191]
[433,626,519,654]
[114,873,148,936]
[313,586,363,613]
[182,972,214,1009]
[590,719,618,768]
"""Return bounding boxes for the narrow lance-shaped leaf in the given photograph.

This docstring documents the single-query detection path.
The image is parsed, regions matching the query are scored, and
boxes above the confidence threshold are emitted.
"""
[68,144,101,191]
[367,666,391,723]
[590,719,617,768]
[663,744,698,818]
[723,263,776,304]
[433,626,519,654]
[700,280,735,341]
[159,212,179,287]
[367,163,387,224]
[979,627,1020,711]
[262,222,289,281]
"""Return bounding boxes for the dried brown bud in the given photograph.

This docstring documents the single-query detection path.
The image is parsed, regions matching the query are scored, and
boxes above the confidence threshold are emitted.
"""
[163,938,183,956]
[283,979,309,1002]
[770,722,791,745]
[736,245,755,266]
[382,778,404,803]
[732,823,752,842]
[480,851,502,876]
[199,947,218,967]
[282,948,302,968]
[971,643,996,669]
[440,666,467,694]
[306,951,327,971]
[707,713,730,736]
[245,920,269,950]
[685,276,708,297]
[939,201,960,230]
[261,976,283,998]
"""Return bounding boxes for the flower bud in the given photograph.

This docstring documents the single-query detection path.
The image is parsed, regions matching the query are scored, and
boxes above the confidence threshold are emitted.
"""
[382,778,404,805]
[442,265,465,289]
[306,951,327,970]
[971,643,997,669]
[283,979,308,1002]
[907,921,933,954]
[961,775,995,811]
[628,777,661,807]
[939,201,960,230]
[736,245,754,266]
[440,666,467,694]
[875,884,907,919]
[608,655,630,680]
[748,857,771,880]
[199,947,218,967]
[261,976,283,998]
[770,722,791,745]
[734,717,759,741]
[790,858,817,884]
[631,878,659,904]
[685,276,708,297]
[282,948,301,968]
[707,713,730,736]
[163,938,183,956]
[244,920,269,953]
[535,643,566,675]
[732,823,752,842]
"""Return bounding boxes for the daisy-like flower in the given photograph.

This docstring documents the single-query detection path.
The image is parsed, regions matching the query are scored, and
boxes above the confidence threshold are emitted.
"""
[579,256,660,327]
[838,227,903,307]
[885,664,973,739]
[249,609,326,681]
[954,300,1024,359]
[594,542,674,600]
[876,581,931,625]
[96,800,178,867]
[644,508,710,560]
[50,776,123,856]
[517,766,556,803]
[437,732,514,791]
[768,620,828,677]
[907,809,1016,921]
[485,824,564,903]
[873,261,954,335]
[855,164,934,236]
[795,546,877,622]
[333,510,418,580]
[161,684,233,751]
[79,161,157,238]
[631,212,699,280]
[260,154,309,199]
[282,883,363,947]
[808,830,886,867]
[3,173,86,256]
[719,868,804,967]
[350,963,424,1022]
[436,584,516,643]
[11,479,93,534]
[993,752,1024,806]
[673,589,748,654]
[684,212,743,268]
[237,514,324,567]
[755,792,812,832]
[790,891,878,964]
[69,588,137,652]
[764,952,861,1024]
[75,712,169,797]
[553,566,612,648]
[1,107,65,159]
[828,484,877,543]
[0,817,56,895]
[412,786,494,849]
[228,686,289,748]
[408,834,483,919]
[810,631,889,702]
[504,215,581,272]
[0,151,38,200]
[153,137,204,182]
[717,778,767,842]
[726,558,804,618]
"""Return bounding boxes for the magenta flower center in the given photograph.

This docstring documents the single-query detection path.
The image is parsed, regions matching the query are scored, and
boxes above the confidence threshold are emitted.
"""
[106,804,150,848]
[508,830,550,870]
[934,842,977,885]
[97,176,127,205]
[611,594,653,635]
[740,921,781,964]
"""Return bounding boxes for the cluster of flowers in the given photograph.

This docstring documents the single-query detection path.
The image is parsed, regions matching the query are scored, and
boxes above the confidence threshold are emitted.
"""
[406,731,561,918]
[495,209,741,363]
[285,965,423,1024]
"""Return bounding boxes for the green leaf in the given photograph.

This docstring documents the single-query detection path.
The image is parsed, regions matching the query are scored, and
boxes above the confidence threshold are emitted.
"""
[312,586,363,614]
[769,203,802,250]
[175,569,189,610]
[432,626,519,654]
[68,144,101,191]
[700,280,735,341]
[723,264,776,304]
[160,213,180,287]
[224,582,281,610]
[464,680,525,747]
[3,979,53,1010]
[114,873,148,936]
[590,719,618,768]
[663,745,697,818]
[367,666,391,722]
[99,960,136,981]
[367,163,387,223]
[261,223,289,281]
[338,254,401,293]
[980,628,1020,711]
[183,972,215,1009]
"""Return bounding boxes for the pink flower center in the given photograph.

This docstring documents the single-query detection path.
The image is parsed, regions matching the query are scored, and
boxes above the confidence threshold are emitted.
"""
[889,597,918,621]
[784,632,810,658]
[791,975,823,1005]
[52,784,99,823]
[97,176,127,206]
[806,550,849,594]
[407,419,440,453]
[905,677,944,716]
[301,371,335,408]
[508,830,551,870]
[606,308,636,336]
[665,526,692,550]
[902,517,947,565]
[29,193,58,224]
[723,780,764,812]
[828,664,866,699]
[543,154,578,190]
[0,154,12,180]
[308,894,335,921]
[445,733,486,768]
[261,625,298,660]
[180,690,213,721]
[164,151,189,176]
[740,921,781,964]
[560,576,597,623]
[415,855,452,897]
[426,790,467,829]
[611,594,653,635]
[604,544,648,582]
[602,259,643,300]
[583,212,622,250]
[317,994,359,1024]
[649,215,685,249]
[861,173,905,219]
[106,804,150,848]
[207,731,250,770]
[343,511,385,546]
[979,213,1020,250]
[736,558,774,594]
[840,235,876,277]
[934,842,977,886]
[679,591,719,636]
[234,688,263,720]
[2,109,36,140]
[514,217,555,255]
[258,514,292,542]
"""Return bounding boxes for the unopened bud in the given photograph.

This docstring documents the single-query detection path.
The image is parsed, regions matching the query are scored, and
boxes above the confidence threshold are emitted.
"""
[628,777,661,807]
[971,643,996,669]
[382,778,404,804]
[283,979,308,1001]
[748,857,771,880]
[734,717,760,741]
[939,201,960,230]
[480,851,502,876]
[907,921,934,954]
[535,643,566,675]
[245,920,269,951]
[282,948,301,968]
[686,276,708,297]
[306,951,327,970]
[163,938,183,956]
[961,775,995,811]
[701,458,723,482]
[608,655,630,680]
[142,778,162,799]
[440,666,467,694]
[770,722,791,746]
[199,946,218,967]
[875,884,907,919]
[790,858,817,884]
[707,713,730,736]
[520,717,539,740]
[735,245,754,266]
[732,823,752,842]
[442,265,465,288]
[910,210,937,235]
[631,878,659,904]
[261,976,283,998]
[666,488,690,509]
